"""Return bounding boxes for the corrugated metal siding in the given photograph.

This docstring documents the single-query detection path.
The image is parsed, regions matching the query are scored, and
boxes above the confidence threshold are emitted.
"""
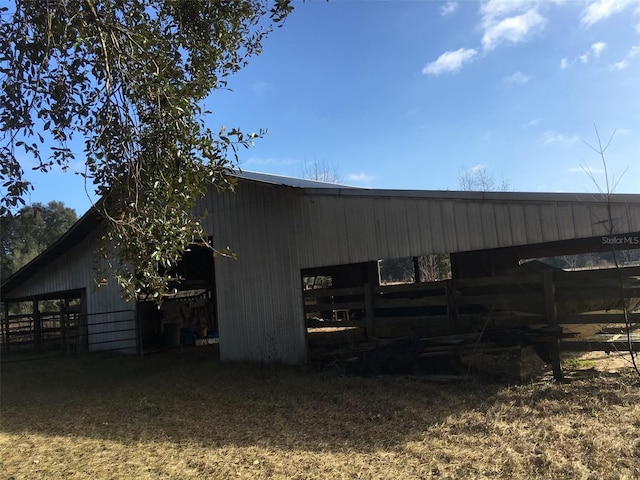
[293,194,640,268]
[11,180,638,364]
[197,183,640,365]
[199,182,307,364]
[3,226,136,352]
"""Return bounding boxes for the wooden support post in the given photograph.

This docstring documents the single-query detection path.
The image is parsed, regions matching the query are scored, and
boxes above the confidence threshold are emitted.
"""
[413,256,421,283]
[544,270,564,382]
[364,283,375,338]
[60,300,68,354]
[3,301,10,353]
[33,299,42,352]
[446,280,459,334]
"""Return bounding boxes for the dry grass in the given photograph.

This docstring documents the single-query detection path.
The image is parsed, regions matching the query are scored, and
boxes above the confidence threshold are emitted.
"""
[1,347,639,480]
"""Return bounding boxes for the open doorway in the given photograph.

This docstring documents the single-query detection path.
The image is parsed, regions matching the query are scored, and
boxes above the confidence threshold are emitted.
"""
[138,243,218,352]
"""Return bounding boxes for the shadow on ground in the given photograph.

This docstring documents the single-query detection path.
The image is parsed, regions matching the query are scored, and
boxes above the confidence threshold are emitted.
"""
[1,346,637,454]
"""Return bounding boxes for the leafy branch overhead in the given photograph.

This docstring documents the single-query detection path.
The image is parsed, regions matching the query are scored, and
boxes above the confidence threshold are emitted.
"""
[0,0,292,298]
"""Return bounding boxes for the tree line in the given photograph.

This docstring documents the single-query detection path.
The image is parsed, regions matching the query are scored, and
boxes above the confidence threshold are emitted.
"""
[1,201,77,282]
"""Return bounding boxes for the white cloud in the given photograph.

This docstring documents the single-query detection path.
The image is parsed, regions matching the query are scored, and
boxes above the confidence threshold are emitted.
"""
[568,166,605,175]
[469,163,488,173]
[422,1,556,76]
[543,130,580,145]
[527,118,541,126]
[609,44,640,70]
[502,71,531,85]
[481,7,547,51]
[581,0,640,27]
[480,0,539,23]
[346,172,375,184]
[591,42,606,57]
[440,1,458,16]
[422,48,478,75]
[560,42,607,69]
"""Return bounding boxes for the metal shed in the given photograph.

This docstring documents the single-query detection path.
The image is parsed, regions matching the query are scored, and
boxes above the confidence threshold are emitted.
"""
[3,172,640,364]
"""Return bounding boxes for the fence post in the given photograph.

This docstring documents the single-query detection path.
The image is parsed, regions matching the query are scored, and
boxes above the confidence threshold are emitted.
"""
[33,300,42,352]
[544,270,564,382]
[3,301,10,353]
[364,283,375,338]
[446,280,459,334]
[61,300,68,355]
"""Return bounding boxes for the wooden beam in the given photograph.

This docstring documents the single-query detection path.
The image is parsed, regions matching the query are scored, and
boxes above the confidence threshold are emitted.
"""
[364,283,375,338]
[3,301,9,353]
[446,281,459,334]
[544,270,564,382]
[33,299,42,352]
[561,341,640,352]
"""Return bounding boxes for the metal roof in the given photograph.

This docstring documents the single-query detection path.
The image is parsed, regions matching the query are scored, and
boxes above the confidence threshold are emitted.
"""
[3,170,640,298]
[236,170,640,205]
[234,170,360,189]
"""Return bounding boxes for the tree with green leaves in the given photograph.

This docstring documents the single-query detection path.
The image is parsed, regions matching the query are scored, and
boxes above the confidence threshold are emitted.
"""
[0,0,292,299]
[1,201,77,281]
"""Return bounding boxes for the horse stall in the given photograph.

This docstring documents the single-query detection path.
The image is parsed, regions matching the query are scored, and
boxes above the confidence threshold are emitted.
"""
[303,258,640,383]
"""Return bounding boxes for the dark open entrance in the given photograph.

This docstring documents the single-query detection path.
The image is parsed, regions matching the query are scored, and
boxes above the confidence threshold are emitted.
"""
[138,243,219,352]
[302,233,640,381]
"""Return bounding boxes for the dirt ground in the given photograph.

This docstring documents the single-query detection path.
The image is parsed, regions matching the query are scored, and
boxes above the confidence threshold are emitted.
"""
[567,350,638,373]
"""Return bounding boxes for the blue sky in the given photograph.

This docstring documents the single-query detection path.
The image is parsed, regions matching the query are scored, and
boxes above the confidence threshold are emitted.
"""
[19,0,640,214]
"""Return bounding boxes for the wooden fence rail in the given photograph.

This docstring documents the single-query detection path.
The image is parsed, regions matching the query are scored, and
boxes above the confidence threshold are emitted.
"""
[304,267,640,381]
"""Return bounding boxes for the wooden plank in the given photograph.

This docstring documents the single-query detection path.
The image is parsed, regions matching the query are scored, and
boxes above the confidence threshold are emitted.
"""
[459,293,543,306]
[306,301,365,312]
[446,281,459,334]
[559,312,640,324]
[544,270,564,382]
[561,341,640,352]
[556,287,640,300]
[375,297,448,308]
[303,286,365,298]
[306,319,365,329]
[454,274,542,288]
[364,283,375,337]
[375,281,448,294]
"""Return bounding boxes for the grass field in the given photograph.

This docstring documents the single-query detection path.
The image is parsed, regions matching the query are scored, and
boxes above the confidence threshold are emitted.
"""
[1,347,639,479]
